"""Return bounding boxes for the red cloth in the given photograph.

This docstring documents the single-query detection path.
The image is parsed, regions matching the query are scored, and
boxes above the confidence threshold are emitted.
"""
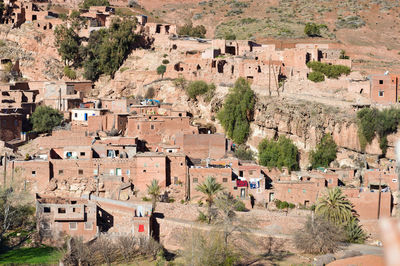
[138,224,144,232]
[236,179,248,187]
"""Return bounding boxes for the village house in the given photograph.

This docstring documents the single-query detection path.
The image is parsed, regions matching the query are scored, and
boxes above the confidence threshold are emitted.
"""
[369,73,400,104]
[36,194,152,244]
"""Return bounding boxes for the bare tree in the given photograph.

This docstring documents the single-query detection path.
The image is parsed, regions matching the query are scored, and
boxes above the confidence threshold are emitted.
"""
[118,235,138,263]
[294,216,345,254]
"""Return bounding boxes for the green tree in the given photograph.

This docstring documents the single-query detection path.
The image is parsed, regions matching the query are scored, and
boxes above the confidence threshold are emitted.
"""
[81,0,110,9]
[196,176,223,224]
[54,25,82,66]
[344,217,367,244]
[146,179,160,212]
[258,136,299,171]
[234,145,254,161]
[309,134,337,168]
[307,71,325,82]
[186,80,215,101]
[304,23,327,37]
[217,78,255,144]
[156,65,166,78]
[178,23,207,38]
[315,187,353,226]
[30,106,63,133]
[83,19,138,81]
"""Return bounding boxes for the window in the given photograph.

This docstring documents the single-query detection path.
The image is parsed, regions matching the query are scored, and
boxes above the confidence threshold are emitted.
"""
[379,91,384,97]
[143,163,147,167]
[137,125,140,130]
[239,171,243,177]
[59,170,64,175]
[72,208,76,213]
[193,178,198,183]
[302,189,306,193]
[93,169,98,175]
[151,125,155,130]
[84,222,93,230]
[32,171,36,177]
[288,189,291,193]
[155,163,159,168]
[223,178,228,183]
[74,113,77,118]
[143,169,147,173]
[44,207,51,213]
[174,176,178,185]
[69,222,77,230]
[126,169,130,175]
[249,170,254,175]
[379,80,383,84]
[392,179,398,183]
[58,208,66,214]
[80,152,85,156]
[328,179,333,184]
[78,169,83,175]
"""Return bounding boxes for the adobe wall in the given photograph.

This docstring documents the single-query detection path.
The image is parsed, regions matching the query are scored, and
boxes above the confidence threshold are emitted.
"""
[0,114,22,141]
[346,191,391,220]
[175,133,226,160]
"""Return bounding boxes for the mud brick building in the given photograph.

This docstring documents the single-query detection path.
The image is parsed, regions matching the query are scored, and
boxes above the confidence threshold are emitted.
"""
[0,113,23,141]
[369,74,400,104]
[36,194,152,244]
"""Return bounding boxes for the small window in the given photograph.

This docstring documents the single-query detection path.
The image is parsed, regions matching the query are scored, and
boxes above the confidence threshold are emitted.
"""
[328,179,333,184]
[302,189,306,193]
[174,176,178,185]
[69,222,77,230]
[143,169,147,173]
[74,113,78,118]
[72,208,76,213]
[155,163,159,168]
[137,125,140,130]
[44,207,51,213]
[58,208,66,214]
[379,80,383,84]
[93,169,98,175]
[288,189,291,193]
[180,163,183,166]
[80,152,85,156]
[193,178,198,183]
[78,169,83,175]
[151,125,155,130]
[379,91,384,97]
[127,169,130,175]
[223,178,228,183]
[84,221,93,230]
[32,171,36,177]
[392,179,398,183]
[59,170,64,175]
[144,163,147,167]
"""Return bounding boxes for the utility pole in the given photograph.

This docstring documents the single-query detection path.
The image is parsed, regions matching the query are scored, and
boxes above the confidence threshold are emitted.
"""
[268,56,271,96]
[377,172,382,219]
[3,152,6,188]
[59,88,62,111]
[11,161,14,185]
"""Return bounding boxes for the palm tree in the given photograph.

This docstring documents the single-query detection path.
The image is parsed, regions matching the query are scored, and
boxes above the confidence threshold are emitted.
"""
[315,187,353,226]
[147,179,160,212]
[196,176,223,223]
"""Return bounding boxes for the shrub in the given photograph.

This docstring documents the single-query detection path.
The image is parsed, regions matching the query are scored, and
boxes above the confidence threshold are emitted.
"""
[180,199,185,204]
[234,200,247,212]
[144,87,155,99]
[357,107,400,154]
[309,134,337,168]
[224,32,236,40]
[30,106,63,133]
[294,216,345,254]
[63,66,77,79]
[234,146,254,161]
[336,16,365,29]
[307,61,350,79]
[308,71,325,82]
[81,0,109,9]
[258,136,299,171]
[178,23,206,38]
[304,22,327,37]
[142,196,150,201]
[197,211,207,222]
[217,78,255,144]
[162,59,169,64]
[288,203,295,209]
[344,218,367,244]
[156,65,166,78]
[186,81,215,101]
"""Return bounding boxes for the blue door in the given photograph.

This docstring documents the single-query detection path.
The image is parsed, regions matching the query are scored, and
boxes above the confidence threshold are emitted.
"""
[84,113,88,121]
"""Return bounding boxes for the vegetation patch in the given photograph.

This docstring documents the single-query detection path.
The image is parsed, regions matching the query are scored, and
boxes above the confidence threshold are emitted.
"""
[81,0,109,9]
[0,246,62,265]
[30,106,63,133]
[234,145,254,161]
[258,136,299,171]
[309,134,337,169]
[217,78,255,144]
[307,61,351,80]
[186,80,215,102]
[357,107,400,155]
[178,23,207,38]
[336,16,365,29]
